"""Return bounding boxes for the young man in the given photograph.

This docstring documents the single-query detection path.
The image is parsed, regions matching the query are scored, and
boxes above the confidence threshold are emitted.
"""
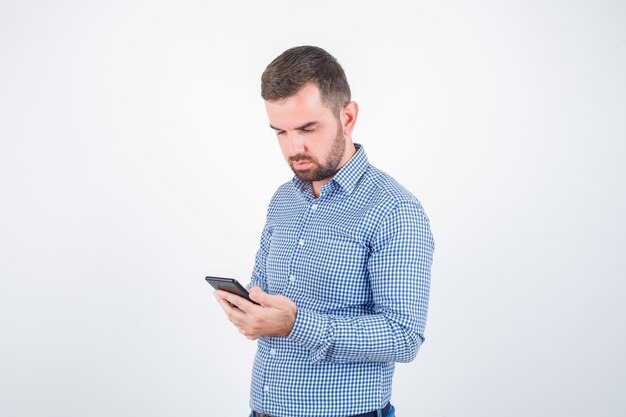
[214,46,434,417]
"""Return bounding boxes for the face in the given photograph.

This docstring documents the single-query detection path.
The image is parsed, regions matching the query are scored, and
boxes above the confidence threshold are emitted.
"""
[265,83,352,184]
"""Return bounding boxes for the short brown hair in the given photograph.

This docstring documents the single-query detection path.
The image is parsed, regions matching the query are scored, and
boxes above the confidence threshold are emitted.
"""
[261,46,351,116]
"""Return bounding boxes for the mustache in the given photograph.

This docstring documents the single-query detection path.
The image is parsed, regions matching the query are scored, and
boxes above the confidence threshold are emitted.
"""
[289,154,314,163]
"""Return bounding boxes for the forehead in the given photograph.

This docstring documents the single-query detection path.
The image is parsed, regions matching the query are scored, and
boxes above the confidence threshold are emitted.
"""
[264,83,334,129]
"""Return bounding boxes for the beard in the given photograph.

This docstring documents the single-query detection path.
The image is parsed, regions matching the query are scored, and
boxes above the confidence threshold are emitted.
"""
[288,126,346,182]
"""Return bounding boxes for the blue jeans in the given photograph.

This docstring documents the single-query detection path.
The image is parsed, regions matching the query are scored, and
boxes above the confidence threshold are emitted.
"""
[249,405,396,417]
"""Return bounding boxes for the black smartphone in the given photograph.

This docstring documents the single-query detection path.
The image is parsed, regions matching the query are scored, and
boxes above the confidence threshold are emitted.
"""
[205,276,260,305]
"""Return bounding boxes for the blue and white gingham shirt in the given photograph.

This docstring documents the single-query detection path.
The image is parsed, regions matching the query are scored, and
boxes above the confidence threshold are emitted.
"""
[248,145,434,417]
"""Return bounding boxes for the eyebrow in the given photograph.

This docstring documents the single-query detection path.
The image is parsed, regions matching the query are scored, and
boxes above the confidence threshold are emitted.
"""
[270,121,319,132]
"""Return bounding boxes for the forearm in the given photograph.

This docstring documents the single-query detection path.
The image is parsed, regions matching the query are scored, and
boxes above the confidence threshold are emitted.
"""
[287,308,423,363]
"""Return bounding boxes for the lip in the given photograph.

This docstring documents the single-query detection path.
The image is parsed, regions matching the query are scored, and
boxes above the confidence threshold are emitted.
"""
[293,160,312,170]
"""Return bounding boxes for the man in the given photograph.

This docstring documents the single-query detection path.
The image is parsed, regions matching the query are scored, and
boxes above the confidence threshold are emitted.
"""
[214,46,434,417]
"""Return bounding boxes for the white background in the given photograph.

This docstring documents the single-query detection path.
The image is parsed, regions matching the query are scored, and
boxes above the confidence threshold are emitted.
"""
[1,1,625,416]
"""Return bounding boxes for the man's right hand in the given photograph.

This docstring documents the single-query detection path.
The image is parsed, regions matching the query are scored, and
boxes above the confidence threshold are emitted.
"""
[214,286,297,340]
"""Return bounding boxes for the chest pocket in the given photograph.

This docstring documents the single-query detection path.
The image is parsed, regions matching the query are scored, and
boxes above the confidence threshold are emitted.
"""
[293,228,372,310]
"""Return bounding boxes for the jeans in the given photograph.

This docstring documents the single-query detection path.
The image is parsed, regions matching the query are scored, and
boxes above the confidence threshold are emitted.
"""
[249,405,396,417]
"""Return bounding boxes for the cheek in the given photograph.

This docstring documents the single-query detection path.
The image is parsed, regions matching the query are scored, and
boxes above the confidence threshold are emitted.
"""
[277,137,293,159]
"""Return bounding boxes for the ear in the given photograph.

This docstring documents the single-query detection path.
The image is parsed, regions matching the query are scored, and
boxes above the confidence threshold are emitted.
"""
[340,101,359,136]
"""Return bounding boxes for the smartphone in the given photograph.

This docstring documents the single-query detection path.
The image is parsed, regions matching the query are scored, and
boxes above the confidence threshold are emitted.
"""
[205,276,260,305]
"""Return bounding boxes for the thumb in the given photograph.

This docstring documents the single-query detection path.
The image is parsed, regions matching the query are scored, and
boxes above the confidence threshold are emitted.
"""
[248,286,272,306]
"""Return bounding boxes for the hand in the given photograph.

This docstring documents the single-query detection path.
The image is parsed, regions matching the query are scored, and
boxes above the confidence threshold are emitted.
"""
[214,286,297,340]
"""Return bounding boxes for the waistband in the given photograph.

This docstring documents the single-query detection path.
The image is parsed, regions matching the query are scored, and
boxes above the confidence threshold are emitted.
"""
[252,402,391,417]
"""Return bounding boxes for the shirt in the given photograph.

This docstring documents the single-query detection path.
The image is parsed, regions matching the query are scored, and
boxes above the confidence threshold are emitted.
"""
[248,145,434,417]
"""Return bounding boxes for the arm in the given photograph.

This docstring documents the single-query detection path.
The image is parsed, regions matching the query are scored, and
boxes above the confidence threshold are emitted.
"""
[216,188,304,340]
[287,201,434,363]
[246,222,271,293]
[246,188,282,293]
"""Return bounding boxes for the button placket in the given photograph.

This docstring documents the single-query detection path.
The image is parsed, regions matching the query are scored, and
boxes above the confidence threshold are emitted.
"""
[287,198,318,296]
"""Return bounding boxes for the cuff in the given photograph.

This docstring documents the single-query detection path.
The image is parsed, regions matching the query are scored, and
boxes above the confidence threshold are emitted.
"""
[287,309,330,356]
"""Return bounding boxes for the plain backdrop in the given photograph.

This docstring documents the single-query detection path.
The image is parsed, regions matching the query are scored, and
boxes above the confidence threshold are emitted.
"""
[1,1,625,416]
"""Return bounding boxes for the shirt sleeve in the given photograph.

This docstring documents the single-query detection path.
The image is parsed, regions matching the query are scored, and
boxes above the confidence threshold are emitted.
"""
[287,200,434,363]
[247,192,280,292]
[246,224,270,292]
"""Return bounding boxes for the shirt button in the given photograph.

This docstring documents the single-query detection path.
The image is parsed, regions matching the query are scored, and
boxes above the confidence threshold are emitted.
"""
[311,204,318,211]
[270,348,277,356]
[289,275,296,282]
[264,385,269,392]
[298,239,304,246]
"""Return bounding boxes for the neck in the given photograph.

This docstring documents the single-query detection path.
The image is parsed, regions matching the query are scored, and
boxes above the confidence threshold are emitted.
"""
[311,142,357,198]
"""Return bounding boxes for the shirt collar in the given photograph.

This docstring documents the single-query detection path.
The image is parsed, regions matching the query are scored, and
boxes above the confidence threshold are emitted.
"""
[291,144,369,196]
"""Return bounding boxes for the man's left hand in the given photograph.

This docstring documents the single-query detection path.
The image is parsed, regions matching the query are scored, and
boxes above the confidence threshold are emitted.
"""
[214,286,297,340]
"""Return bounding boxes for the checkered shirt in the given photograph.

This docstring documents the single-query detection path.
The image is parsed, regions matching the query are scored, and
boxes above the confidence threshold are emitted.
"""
[247,145,434,417]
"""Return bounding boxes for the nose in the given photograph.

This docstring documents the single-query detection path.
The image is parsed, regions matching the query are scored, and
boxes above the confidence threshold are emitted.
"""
[285,132,305,156]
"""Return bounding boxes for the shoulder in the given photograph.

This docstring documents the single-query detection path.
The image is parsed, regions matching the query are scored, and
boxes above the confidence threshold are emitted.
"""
[346,164,432,247]
[359,167,434,252]
[265,180,306,219]
[360,165,427,216]
[270,180,301,204]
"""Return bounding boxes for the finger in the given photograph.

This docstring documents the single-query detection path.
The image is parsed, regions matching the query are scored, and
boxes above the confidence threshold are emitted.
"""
[238,326,258,341]
[214,291,241,314]
[214,292,245,319]
[214,293,234,314]
[249,289,291,310]
[215,290,255,313]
